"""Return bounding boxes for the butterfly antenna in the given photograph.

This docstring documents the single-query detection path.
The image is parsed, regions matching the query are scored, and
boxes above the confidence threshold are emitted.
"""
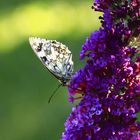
[48,83,62,103]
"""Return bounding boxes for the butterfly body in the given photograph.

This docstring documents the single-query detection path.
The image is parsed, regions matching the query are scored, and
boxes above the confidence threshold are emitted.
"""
[29,37,74,86]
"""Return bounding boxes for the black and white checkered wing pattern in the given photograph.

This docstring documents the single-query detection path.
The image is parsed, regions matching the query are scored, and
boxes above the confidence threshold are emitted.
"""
[29,37,73,85]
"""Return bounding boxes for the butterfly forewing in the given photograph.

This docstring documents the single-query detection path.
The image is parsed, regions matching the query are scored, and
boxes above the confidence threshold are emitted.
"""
[29,37,73,85]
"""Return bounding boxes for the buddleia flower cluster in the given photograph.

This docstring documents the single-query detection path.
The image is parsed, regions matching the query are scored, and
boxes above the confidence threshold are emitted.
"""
[62,0,140,139]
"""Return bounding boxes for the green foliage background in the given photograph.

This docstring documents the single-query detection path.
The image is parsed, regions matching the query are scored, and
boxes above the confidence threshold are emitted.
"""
[0,0,102,140]
[0,0,140,140]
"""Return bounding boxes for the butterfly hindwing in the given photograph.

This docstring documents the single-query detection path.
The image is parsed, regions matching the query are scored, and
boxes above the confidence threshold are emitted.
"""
[29,37,74,85]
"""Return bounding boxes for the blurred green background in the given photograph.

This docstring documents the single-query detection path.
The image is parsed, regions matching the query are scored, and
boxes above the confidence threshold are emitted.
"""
[1,0,140,140]
[0,0,102,140]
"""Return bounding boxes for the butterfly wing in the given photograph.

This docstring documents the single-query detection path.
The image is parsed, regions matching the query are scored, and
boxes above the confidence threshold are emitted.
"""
[29,37,74,85]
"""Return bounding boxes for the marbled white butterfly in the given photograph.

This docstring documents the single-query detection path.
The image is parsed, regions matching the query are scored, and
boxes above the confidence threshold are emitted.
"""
[29,37,74,87]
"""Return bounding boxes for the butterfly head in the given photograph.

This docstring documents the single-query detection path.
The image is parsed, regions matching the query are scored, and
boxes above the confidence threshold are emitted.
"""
[59,78,70,86]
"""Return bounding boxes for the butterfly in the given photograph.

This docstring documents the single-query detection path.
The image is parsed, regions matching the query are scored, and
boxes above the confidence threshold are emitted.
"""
[29,37,74,102]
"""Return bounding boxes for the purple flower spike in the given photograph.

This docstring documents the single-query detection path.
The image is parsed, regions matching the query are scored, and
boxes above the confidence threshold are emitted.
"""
[62,0,140,139]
